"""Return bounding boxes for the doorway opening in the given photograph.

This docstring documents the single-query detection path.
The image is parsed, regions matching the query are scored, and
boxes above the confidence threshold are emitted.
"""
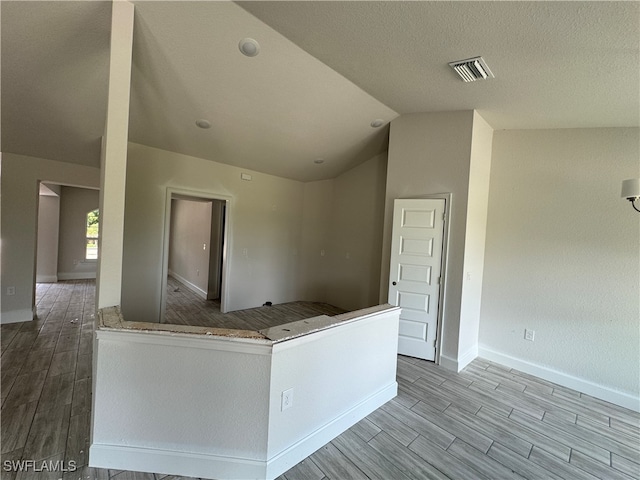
[35,182,101,284]
[160,190,230,323]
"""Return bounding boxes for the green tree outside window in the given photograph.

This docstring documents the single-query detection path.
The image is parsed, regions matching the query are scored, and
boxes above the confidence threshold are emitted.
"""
[86,209,99,260]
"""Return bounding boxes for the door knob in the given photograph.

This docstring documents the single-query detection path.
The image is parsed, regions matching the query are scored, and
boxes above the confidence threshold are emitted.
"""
[392,281,397,286]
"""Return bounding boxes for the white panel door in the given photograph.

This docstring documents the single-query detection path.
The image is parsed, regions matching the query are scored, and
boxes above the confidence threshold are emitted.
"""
[388,198,445,361]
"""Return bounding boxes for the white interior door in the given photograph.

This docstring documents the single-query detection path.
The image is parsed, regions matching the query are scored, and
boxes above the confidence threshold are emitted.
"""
[388,198,445,361]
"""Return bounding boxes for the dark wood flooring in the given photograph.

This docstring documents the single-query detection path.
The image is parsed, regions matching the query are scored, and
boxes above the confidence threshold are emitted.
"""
[164,276,345,330]
[1,280,639,480]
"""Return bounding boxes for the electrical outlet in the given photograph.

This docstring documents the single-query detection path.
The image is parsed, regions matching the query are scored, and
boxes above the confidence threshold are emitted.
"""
[524,329,535,342]
[6,286,16,296]
[281,388,294,411]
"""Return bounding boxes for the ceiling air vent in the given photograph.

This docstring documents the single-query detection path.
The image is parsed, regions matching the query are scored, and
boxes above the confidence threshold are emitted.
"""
[449,56,494,82]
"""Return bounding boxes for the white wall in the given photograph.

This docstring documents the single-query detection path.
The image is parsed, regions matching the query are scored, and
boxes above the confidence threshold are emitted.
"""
[36,194,61,283]
[326,153,387,311]
[122,143,305,323]
[168,198,213,297]
[479,128,640,408]
[457,112,494,365]
[58,186,100,280]
[1,153,100,324]
[91,331,273,479]
[266,308,399,471]
[96,0,134,311]
[90,306,399,479]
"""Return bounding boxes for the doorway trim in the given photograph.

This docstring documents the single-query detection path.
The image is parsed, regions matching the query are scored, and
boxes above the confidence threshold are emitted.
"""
[397,193,452,365]
[160,187,233,320]
[429,193,452,366]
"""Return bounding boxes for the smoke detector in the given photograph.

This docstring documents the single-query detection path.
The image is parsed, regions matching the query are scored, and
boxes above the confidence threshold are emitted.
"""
[449,56,494,82]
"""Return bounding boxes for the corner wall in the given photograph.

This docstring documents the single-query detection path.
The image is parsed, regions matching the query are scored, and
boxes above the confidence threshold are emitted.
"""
[479,128,640,408]
[299,180,333,303]
[383,111,488,368]
[326,153,387,311]
[299,153,388,312]
[1,153,100,324]
[36,195,60,283]
[457,112,493,365]
[121,143,305,323]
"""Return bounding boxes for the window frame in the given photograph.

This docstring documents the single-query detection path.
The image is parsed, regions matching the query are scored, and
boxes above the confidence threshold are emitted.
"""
[85,208,99,261]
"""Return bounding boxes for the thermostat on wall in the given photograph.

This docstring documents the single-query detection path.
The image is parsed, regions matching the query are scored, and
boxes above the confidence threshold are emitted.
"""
[241,173,252,181]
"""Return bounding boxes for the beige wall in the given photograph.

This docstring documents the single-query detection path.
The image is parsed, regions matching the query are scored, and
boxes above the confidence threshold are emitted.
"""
[479,128,640,401]
[299,180,333,302]
[121,143,306,323]
[58,186,100,280]
[121,143,389,322]
[36,194,60,283]
[168,198,213,297]
[326,153,387,311]
[1,153,100,323]
[298,153,388,311]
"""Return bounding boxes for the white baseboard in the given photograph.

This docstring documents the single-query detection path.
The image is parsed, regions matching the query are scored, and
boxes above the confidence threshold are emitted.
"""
[89,382,398,480]
[89,444,266,480]
[457,345,478,371]
[478,345,640,413]
[439,345,478,373]
[439,354,457,372]
[36,275,58,283]
[169,271,207,299]
[1,308,35,324]
[265,382,398,479]
[58,272,96,280]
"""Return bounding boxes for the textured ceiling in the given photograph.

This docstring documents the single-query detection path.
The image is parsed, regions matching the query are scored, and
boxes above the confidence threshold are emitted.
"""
[2,1,638,181]
[240,1,640,130]
[127,1,396,181]
[1,1,112,168]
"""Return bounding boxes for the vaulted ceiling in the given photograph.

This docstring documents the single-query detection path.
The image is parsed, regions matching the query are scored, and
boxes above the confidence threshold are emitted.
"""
[2,1,638,182]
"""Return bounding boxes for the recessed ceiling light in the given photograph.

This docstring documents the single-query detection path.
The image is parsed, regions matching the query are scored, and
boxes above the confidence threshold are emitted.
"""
[370,119,385,128]
[195,119,211,129]
[239,38,260,57]
[314,158,325,164]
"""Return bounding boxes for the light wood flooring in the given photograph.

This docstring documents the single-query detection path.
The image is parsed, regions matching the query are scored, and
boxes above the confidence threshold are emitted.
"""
[1,280,639,480]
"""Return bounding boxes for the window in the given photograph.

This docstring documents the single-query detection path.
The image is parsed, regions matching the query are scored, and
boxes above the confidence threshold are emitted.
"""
[86,209,99,260]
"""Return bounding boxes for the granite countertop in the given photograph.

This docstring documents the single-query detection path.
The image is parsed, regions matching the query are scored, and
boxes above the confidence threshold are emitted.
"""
[99,303,397,343]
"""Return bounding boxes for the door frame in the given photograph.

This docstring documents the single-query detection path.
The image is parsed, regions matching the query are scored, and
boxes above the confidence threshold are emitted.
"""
[160,187,233,320]
[395,193,452,365]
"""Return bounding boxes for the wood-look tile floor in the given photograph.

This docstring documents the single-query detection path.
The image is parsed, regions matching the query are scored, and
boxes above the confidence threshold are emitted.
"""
[164,276,346,330]
[1,280,639,480]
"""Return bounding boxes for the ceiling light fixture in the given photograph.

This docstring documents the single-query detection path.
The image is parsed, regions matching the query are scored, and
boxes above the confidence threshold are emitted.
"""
[239,38,260,57]
[370,119,385,128]
[449,56,494,82]
[621,178,640,213]
[314,158,325,164]
[195,119,211,129]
